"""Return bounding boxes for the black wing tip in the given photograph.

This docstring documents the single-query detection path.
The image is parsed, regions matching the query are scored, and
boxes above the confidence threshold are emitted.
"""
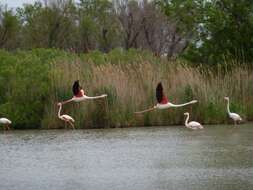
[157,82,162,88]
[156,82,164,103]
[72,80,80,96]
[156,82,163,92]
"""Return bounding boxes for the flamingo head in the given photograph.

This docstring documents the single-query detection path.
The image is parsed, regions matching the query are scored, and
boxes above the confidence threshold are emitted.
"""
[224,97,229,101]
[57,102,62,106]
[184,112,189,116]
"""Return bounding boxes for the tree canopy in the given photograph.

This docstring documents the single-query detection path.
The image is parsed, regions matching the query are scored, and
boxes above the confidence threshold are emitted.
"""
[0,0,252,64]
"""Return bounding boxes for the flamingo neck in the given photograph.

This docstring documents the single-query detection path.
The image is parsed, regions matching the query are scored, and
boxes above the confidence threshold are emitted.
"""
[58,105,62,118]
[185,114,189,127]
[226,99,231,114]
[167,100,196,108]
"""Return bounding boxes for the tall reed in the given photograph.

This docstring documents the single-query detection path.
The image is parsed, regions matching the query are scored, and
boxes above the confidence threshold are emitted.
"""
[0,49,252,128]
[44,53,253,128]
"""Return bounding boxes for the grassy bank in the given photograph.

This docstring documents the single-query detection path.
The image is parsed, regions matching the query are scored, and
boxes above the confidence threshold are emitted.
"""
[0,49,252,129]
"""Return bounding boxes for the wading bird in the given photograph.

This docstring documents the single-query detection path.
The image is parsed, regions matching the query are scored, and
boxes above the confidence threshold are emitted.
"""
[135,82,198,114]
[184,112,203,130]
[57,103,75,129]
[60,80,107,105]
[224,97,242,125]
[0,117,12,130]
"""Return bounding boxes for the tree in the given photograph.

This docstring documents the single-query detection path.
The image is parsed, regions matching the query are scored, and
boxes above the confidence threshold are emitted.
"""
[188,0,253,64]
[139,0,190,57]
[17,0,77,49]
[158,0,253,64]
[116,0,145,49]
[0,6,19,49]
[78,0,121,53]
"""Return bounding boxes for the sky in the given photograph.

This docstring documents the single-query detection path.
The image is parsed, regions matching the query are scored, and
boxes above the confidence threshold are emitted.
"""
[1,0,36,8]
[1,0,80,8]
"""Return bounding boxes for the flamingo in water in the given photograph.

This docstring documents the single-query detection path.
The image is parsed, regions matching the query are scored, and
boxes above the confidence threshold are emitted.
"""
[135,82,198,114]
[0,117,12,130]
[224,97,242,125]
[57,103,75,129]
[60,80,107,105]
[184,112,203,130]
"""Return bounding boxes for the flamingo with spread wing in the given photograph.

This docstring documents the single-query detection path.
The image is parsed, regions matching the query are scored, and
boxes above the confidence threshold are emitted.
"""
[59,80,107,105]
[135,82,197,114]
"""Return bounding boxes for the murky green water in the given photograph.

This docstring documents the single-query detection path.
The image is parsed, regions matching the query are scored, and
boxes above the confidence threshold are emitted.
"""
[0,124,252,190]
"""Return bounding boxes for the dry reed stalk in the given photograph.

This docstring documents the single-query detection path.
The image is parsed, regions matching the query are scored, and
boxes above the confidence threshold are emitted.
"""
[43,55,253,128]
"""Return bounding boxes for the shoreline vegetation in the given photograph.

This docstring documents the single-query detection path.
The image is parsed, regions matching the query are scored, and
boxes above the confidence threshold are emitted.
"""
[0,48,252,129]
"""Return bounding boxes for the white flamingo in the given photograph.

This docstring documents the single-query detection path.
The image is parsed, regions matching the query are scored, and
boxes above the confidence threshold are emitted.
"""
[60,80,107,105]
[184,112,203,130]
[224,97,242,125]
[57,103,75,129]
[135,82,198,114]
[0,118,12,130]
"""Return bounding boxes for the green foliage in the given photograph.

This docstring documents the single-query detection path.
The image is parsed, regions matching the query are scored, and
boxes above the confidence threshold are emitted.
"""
[0,51,47,128]
[0,0,252,65]
[201,102,226,124]
[0,8,20,49]
[182,84,194,101]
[158,0,253,64]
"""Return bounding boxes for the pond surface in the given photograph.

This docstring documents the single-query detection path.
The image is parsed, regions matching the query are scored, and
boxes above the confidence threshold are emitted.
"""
[0,124,252,190]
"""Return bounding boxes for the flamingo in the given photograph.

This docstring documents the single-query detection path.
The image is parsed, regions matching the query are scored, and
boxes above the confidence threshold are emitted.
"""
[224,97,242,125]
[57,103,75,129]
[0,118,11,130]
[60,80,107,105]
[184,112,203,130]
[135,82,198,114]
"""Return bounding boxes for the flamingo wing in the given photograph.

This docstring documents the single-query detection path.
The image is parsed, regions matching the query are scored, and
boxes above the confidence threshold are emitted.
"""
[156,82,164,103]
[230,113,242,121]
[62,115,75,122]
[0,118,12,124]
[188,121,202,128]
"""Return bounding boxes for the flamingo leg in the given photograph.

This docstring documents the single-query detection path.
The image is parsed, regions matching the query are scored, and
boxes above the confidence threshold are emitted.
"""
[134,107,156,114]
[61,98,74,105]
[68,121,75,129]
[104,96,110,127]
[3,124,8,130]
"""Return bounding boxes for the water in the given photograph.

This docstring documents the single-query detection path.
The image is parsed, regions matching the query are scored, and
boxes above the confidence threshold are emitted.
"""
[0,124,252,190]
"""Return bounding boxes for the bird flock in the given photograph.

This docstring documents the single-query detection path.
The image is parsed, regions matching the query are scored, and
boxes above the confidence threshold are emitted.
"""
[0,81,243,130]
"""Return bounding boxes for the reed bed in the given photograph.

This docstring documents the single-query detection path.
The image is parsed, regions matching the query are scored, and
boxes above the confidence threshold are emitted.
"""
[0,49,252,128]
[45,56,252,128]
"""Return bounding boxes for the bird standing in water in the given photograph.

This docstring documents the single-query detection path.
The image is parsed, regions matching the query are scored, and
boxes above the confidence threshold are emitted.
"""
[224,97,242,125]
[57,103,75,129]
[184,112,203,130]
[0,118,12,130]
